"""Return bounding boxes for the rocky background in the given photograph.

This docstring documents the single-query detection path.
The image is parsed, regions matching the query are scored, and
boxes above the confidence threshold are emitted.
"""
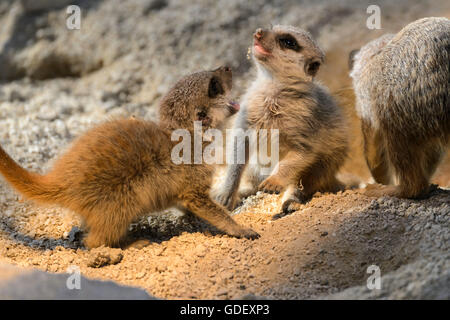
[0,0,449,299]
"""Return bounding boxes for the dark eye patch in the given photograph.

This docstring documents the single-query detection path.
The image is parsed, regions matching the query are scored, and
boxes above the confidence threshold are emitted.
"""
[208,76,224,98]
[348,49,360,70]
[197,108,212,126]
[197,109,207,119]
[306,61,321,76]
[278,34,301,52]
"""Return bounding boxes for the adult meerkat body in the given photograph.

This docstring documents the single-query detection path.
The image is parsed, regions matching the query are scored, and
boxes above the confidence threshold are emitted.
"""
[216,25,348,216]
[350,17,450,198]
[0,68,259,248]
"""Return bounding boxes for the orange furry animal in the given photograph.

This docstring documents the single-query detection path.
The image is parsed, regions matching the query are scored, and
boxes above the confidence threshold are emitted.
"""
[0,67,259,248]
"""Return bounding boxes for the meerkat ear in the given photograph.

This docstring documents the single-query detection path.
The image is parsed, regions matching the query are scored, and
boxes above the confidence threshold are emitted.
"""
[305,60,321,77]
[348,49,360,71]
[208,77,224,98]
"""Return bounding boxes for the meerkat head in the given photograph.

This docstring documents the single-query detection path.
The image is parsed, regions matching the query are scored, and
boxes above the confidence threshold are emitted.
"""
[159,66,239,130]
[349,33,395,81]
[251,25,324,81]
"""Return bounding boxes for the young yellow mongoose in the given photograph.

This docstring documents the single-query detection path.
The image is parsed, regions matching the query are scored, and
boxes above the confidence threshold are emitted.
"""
[0,67,259,248]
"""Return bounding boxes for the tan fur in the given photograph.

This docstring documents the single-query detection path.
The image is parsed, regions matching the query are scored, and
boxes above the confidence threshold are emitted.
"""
[215,26,348,216]
[0,67,259,248]
[350,17,450,198]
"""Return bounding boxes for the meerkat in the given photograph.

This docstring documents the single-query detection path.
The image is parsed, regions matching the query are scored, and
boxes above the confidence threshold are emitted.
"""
[0,67,259,248]
[214,25,348,217]
[349,17,450,199]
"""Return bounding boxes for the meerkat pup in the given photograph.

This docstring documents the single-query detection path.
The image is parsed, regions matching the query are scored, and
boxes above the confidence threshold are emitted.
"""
[0,67,259,248]
[349,17,450,199]
[215,25,348,217]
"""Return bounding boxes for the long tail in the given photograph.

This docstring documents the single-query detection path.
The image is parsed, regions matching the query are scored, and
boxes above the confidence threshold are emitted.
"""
[0,145,60,203]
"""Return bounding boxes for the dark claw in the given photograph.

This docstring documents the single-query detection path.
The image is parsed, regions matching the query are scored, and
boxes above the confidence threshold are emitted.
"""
[272,212,287,220]
[260,187,281,195]
[216,193,232,208]
[246,232,260,240]
[273,198,304,220]
[281,199,296,214]
[239,229,260,240]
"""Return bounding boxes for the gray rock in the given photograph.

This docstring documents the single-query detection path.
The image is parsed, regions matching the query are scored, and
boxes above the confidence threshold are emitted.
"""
[0,263,155,300]
[20,0,74,12]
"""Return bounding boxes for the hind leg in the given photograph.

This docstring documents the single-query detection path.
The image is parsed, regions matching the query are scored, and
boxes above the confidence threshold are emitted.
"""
[235,163,265,203]
[394,141,443,198]
[273,185,306,219]
[82,209,135,249]
[216,164,261,212]
[362,121,391,185]
[276,159,344,219]
[370,137,443,199]
[259,151,315,194]
[422,141,445,180]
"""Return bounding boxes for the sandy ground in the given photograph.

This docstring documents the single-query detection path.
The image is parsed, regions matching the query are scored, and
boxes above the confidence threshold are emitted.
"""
[0,0,449,299]
[0,186,448,299]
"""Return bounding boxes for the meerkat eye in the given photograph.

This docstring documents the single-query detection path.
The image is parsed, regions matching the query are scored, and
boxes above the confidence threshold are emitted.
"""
[208,76,224,98]
[278,35,300,51]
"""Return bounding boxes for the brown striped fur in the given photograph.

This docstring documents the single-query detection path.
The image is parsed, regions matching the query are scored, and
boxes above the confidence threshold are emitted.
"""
[350,17,450,198]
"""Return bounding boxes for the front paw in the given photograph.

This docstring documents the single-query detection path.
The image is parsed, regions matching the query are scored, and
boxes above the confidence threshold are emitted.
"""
[282,198,303,213]
[272,199,303,220]
[214,189,234,210]
[363,183,398,198]
[236,228,260,240]
[365,183,438,199]
[258,176,284,194]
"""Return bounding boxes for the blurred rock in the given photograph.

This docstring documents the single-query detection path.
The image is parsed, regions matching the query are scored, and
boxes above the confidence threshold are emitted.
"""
[0,262,154,299]
[20,0,74,13]
[325,257,450,300]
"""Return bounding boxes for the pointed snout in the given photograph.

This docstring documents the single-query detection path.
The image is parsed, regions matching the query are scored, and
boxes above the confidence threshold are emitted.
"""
[254,28,264,40]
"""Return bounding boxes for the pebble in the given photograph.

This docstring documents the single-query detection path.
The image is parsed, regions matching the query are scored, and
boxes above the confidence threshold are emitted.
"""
[216,289,228,296]
[87,247,123,268]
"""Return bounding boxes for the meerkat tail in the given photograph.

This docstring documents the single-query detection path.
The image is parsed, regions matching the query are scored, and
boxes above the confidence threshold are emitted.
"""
[0,145,60,203]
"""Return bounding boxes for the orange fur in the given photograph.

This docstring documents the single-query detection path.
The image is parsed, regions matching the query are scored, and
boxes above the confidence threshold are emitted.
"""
[0,67,259,248]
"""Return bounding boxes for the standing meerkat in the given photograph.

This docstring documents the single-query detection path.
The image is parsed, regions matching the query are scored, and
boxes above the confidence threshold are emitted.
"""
[0,67,259,248]
[215,25,348,217]
[349,17,450,198]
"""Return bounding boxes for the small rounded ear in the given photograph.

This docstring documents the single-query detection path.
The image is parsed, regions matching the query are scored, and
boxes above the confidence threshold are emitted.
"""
[348,49,360,71]
[208,76,224,98]
[305,60,321,77]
